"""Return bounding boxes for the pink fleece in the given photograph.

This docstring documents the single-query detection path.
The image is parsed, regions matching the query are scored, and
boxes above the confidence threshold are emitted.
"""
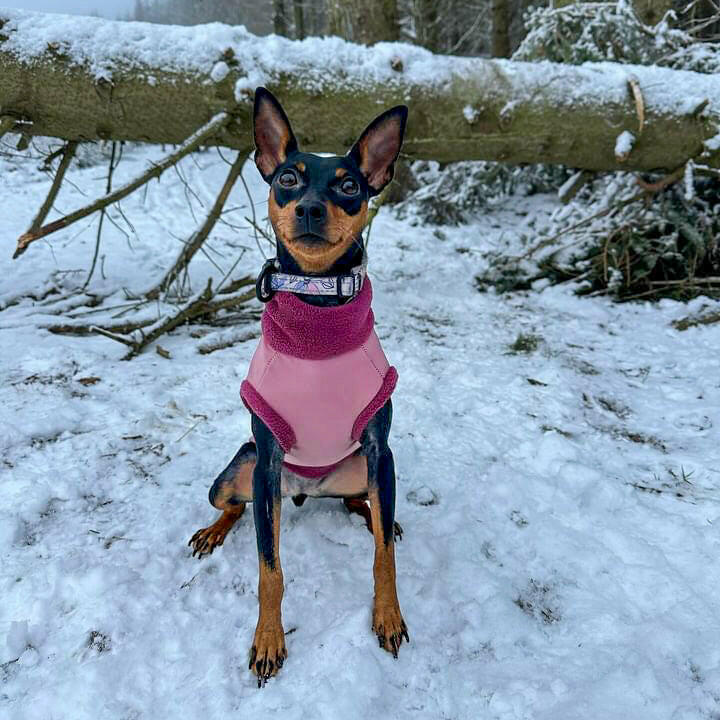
[240,277,397,478]
[261,278,375,359]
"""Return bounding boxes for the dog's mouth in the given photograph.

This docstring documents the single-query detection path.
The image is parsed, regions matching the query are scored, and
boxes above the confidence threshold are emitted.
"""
[293,232,329,246]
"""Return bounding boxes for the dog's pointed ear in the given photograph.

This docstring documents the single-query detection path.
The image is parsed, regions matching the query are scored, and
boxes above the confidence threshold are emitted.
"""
[348,106,408,196]
[253,87,298,183]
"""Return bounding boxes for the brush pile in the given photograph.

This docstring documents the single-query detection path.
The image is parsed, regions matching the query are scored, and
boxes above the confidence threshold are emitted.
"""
[395,2,720,301]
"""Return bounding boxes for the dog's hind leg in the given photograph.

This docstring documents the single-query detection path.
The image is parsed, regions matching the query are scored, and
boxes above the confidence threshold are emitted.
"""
[343,496,403,540]
[188,441,256,557]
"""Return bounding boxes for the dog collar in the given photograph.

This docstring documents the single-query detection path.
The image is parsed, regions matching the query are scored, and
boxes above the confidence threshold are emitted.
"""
[255,258,366,303]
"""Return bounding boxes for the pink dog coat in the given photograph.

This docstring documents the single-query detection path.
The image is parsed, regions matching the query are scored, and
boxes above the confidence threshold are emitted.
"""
[240,277,397,479]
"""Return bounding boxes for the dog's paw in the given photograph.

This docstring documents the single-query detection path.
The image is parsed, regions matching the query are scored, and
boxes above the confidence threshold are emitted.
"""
[188,525,227,558]
[249,626,288,687]
[188,507,245,558]
[372,602,409,659]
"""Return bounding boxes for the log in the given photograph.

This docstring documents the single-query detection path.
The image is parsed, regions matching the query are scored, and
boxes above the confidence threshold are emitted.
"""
[1,8,720,171]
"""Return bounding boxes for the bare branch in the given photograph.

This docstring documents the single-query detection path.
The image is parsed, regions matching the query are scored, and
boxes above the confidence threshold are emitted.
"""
[13,112,231,259]
[146,149,248,299]
[119,278,255,359]
[84,141,120,289]
[27,140,78,234]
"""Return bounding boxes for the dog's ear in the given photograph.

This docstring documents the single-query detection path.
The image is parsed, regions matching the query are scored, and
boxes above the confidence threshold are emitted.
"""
[253,87,299,183]
[348,106,408,197]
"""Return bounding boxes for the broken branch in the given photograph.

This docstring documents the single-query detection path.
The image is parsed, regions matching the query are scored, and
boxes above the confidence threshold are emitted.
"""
[27,140,79,234]
[13,112,231,259]
[146,148,249,300]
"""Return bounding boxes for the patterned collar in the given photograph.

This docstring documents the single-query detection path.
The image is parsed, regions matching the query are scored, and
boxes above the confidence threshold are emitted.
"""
[255,258,366,303]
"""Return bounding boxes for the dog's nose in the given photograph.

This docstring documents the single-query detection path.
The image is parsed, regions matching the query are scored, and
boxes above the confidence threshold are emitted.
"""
[295,202,326,221]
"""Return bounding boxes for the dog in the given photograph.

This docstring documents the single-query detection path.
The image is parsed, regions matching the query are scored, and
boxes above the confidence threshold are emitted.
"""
[189,87,409,686]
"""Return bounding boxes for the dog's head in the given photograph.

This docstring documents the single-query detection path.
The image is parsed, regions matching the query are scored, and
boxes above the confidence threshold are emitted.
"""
[253,87,408,273]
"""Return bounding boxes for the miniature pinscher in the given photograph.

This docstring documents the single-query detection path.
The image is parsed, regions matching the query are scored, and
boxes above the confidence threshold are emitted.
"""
[189,87,408,686]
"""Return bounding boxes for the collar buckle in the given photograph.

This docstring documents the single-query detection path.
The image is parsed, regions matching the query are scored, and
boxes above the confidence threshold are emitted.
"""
[337,274,356,298]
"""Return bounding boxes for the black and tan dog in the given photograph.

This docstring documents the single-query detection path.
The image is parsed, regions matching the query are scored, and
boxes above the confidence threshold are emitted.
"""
[189,87,408,685]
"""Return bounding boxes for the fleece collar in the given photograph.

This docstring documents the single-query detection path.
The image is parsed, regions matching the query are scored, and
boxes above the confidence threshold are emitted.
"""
[256,258,366,302]
[261,277,375,360]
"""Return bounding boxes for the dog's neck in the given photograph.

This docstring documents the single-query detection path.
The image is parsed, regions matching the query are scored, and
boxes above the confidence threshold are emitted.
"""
[275,237,365,307]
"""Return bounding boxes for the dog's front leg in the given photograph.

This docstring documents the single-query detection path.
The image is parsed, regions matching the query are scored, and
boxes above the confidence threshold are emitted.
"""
[248,414,287,686]
[362,400,409,658]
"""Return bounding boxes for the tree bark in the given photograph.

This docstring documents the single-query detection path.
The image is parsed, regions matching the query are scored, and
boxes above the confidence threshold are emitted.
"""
[631,0,673,26]
[416,0,441,53]
[1,10,719,171]
[326,0,399,43]
[293,0,305,40]
[273,0,288,36]
[491,0,512,58]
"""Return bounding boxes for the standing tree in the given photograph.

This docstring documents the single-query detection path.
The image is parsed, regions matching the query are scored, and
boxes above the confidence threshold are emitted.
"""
[326,0,399,43]
[133,0,147,21]
[273,0,288,35]
[491,0,511,57]
[293,0,306,39]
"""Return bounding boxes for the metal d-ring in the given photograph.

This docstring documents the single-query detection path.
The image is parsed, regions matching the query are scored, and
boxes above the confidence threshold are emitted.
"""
[255,259,278,303]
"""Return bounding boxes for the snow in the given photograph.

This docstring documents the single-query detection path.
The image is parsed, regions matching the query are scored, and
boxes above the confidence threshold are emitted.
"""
[463,105,479,124]
[614,130,635,161]
[2,140,720,719]
[684,161,695,201]
[704,133,720,152]
[210,61,230,83]
[557,169,583,201]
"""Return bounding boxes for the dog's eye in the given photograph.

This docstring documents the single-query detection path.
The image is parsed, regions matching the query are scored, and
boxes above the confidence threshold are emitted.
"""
[278,170,298,188]
[340,178,359,195]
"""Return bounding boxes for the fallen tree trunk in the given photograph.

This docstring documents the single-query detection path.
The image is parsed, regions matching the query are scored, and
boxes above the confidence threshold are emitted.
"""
[1,8,719,171]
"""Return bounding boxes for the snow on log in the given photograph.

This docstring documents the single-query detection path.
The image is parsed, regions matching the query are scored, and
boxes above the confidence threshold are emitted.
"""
[1,8,720,171]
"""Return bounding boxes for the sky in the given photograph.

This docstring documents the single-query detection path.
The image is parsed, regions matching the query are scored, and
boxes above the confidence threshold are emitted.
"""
[1,0,133,19]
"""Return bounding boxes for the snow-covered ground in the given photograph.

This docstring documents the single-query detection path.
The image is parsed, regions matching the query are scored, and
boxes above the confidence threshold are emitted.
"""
[2,141,720,719]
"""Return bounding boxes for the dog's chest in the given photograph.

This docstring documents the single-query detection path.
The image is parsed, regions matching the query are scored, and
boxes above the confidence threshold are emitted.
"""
[245,332,389,468]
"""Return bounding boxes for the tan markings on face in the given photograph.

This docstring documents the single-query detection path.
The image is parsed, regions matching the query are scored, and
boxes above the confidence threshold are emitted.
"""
[268,192,299,247]
[270,191,368,273]
[296,162,305,172]
[335,168,347,178]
